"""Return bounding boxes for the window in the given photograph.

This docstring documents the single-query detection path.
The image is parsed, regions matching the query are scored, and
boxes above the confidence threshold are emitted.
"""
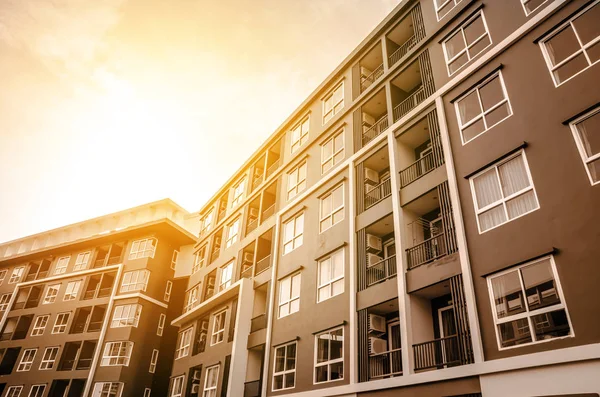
[129,238,157,259]
[17,348,37,371]
[157,313,166,336]
[487,256,572,349]
[111,304,142,328]
[323,81,344,124]
[27,385,46,397]
[31,315,49,336]
[0,293,11,311]
[149,349,159,373]
[171,250,179,270]
[169,375,184,397]
[73,251,91,271]
[193,245,207,274]
[521,0,550,15]
[443,11,491,75]
[43,284,61,304]
[278,273,301,318]
[6,386,23,397]
[203,365,219,397]
[470,151,539,233]
[287,162,307,200]
[291,115,310,153]
[317,249,344,302]
[201,209,214,235]
[120,270,150,292]
[272,341,297,391]
[52,312,70,334]
[434,0,464,20]
[184,285,200,313]
[39,347,59,370]
[319,184,344,232]
[455,71,512,144]
[176,327,193,359]
[54,256,70,275]
[0,269,7,284]
[225,218,240,248]
[9,267,25,284]
[231,178,246,208]
[63,280,81,301]
[219,262,234,292]
[101,341,133,366]
[282,213,304,255]
[314,327,344,383]
[165,281,173,302]
[539,1,600,86]
[570,106,600,185]
[211,310,227,345]
[92,382,123,397]
[321,129,345,173]
[144,389,151,397]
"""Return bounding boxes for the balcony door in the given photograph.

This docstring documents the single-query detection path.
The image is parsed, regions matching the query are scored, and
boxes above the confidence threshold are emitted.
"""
[437,305,457,367]
[387,320,401,374]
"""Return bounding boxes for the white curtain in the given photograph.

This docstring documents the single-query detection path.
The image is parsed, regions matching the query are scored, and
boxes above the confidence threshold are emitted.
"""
[498,155,530,196]
[473,168,501,208]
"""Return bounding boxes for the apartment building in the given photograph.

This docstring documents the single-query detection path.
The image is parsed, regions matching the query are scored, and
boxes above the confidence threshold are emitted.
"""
[167,1,600,397]
[0,200,199,397]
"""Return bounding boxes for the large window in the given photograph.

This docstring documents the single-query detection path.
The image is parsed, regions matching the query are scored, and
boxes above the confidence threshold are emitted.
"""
[43,284,61,304]
[120,270,150,292]
[165,280,173,302]
[317,249,344,303]
[169,376,184,397]
[28,385,46,397]
[176,327,193,359]
[5,386,23,397]
[0,293,11,311]
[39,346,59,370]
[211,310,227,345]
[31,315,49,336]
[193,245,207,274]
[469,151,539,233]
[200,209,214,236]
[455,71,512,144]
[225,218,240,248]
[63,280,81,301]
[73,251,91,271]
[487,256,572,349]
[184,284,200,313]
[434,0,464,21]
[9,266,25,284]
[231,178,247,208]
[443,11,491,75]
[92,382,123,397]
[0,270,6,285]
[323,81,344,124]
[54,256,70,275]
[129,238,157,259]
[319,184,344,232]
[157,313,166,336]
[521,0,550,15]
[278,273,301,318]
[171,250,179,270]
[291,115,310,153]
[219,261,234,292]
[101,341,133,366]
[570,106,600,185]
[111,304,142,328]
[321,129,345,174]
[52,312,70,334]
[287,162,307,200]
[203,365,220,397]
[149,349,159,373]
[17,348,37,371]
[314,327,344,383]
[272,341,297,391]
[539,1,600,86]
[282,213,304,255]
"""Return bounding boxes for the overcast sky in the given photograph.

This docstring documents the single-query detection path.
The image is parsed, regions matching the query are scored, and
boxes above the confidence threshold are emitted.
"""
[0,0,399,243]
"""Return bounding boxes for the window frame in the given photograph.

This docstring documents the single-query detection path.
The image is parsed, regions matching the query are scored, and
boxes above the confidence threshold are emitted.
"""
[321,129,345,174]
[569,106,600,186]
[317,249,345,303]
[39,346,59,370]
[27,385,46,397]
[225,218,240,248]
[200,209,214,236]
[9,266,25,284]
[219,261,234,292]
[211,309,227,346]
[149,349,159,373]
[520,0,550,16]
[171,250,179,270]
[63,280,82,301]
[282,212,304,255]
[313,326,344,384]
[434,0,464,21]
[184,284,200,313]
[101,341,134,366]
[0,269,7,285]
[272,341,297,391]
[170,375,185,397]
[290,115,310,153]
[231,177,247,208]
[165,280,173,302]
[278,272,301,319]
[144,389,151,397]
[17,348,37,372]
[120,269,150,293]
[193,245,207,274]
[52,312,70,334]
[129,238,158,260]
[203,364,220,397]
[54,256,70,275]
[111,304,142,328]
[175,327,193,359]
[43,284,61,304]
[287,161,307,201]
[6,386,23,397]
[0,293,12,312]
[157,313,166,336]
[442,10,492,76]
[322,80,344,125]
[319,184,345,233]
[31,315,49,336]
[92,382,123,397]
[73,251,91,271]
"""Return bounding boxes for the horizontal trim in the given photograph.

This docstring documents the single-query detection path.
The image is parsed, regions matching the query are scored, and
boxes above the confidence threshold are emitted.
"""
[273,336,300,348]
[311,320,347,335]
[532,0,597,43]
[314,242,348,262]
[278,266,304,281]
[437,3,486,44]
[463,141,528,179]
[113,292,169,309]
[17,264,121,287]
[480,247,558,277]
[562,102,600,125]
[449,64,505,103]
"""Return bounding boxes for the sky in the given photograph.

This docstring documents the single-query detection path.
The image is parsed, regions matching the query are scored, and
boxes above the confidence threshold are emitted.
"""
[0,0,399,244]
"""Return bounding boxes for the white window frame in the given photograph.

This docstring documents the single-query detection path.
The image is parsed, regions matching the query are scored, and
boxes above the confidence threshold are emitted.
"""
[176,327,193,359]
[454,71,513,144]
[314,327,344,384]
[442,10,492,76]
[170,375,184,397]
[219,261,234,292]
[27,385,46,397]
[272,341,297,391]
[291,115,310,153]
[171,250,179,270]
[39,346,59,370]
[184,284,200,313]
[287,162,307,200]
[322,80,344,125]
[92,382,123,397]
[63,280,82,301]
[73,251,91,271]
[203,365,220,397]
[165,280,173,302]
[6,386,23,397]
[520,0,550,16]
[317,249,345,303]
[17,348,37,372]
[111,304,142,328]
[144,389,151,397]
[569,106,600,186]
[539,1,600,87]
[278,272,301,319]
[486,255,573,350]
[43,284,61,304]
[52,312,70,334]
[211,309,227,345]
[321,129,345,174]
[129,238,158,260]
[200,209,214,236]
[0,269,7,285]
[157,313,166,336]
[193,245,207,274]
[31,315,49,336]
[101,341,133,366]
[9,266,25,284]
[282,212,304,255]
[469,150,540,234]
[434,0,464,21]
[120,270,150,292]
[319,184,345,233]
[231,177,247,208]
[54,256,70,275]
[0,293,12,311]
[225,218,240,248]
[149,349,159,373]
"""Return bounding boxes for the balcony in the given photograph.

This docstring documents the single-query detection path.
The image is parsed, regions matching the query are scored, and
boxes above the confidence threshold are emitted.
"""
[255,255,271,275]
[358,41,384,94]
[413,335,461,371]
[391,59,427,123]
[393,86,425,121]
[358,214,396,291]
[365,178,392,210]
[243,381,261,397]
[369,348,402,379]
[386,3,425,67]
[360,145,391,213]
[406,233,449,270]
[361,65,384,93]
[360,88,389,148]
[250,314,267,333]
[362,116,389,147]
[367,255,397,287]
[23,259,50,282]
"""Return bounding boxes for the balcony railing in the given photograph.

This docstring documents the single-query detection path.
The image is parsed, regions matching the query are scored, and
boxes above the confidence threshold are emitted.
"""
[362,115,389,146]
[360,64,384,93]
[76,358,92,370]
[243,380,261,397]
[369,348,402,379]
[241,264,254,279]
[250,314,267,333]
[399,151,438,188]
[87,321,103,332]
[389,35,417,67]
[366,255,397,286]
[0,332,12,341]
[252,174,264,191]
[261,204,275,222]
[255,255,271,275]
[406,232,448,270]
[266,159,281,177]
[97,287,112,298]
[210,247,221,263]
[218,209,227,223]
[393,86,425,122]
[246,218,258,235]
[413,335,461,371]
[364,178,392,209]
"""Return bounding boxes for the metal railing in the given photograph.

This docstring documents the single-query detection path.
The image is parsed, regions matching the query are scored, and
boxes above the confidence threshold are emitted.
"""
[243,380,261,397]
[97,287,112,298]
[366,255,397,286]
[255,255,271,275]
[210,247,220,263]
[399,150,437,188]
[252,174,264,191]
[362,115,389,146]
[266,159,281,177]
[369,348,402,379]
[360,64,384,92]
[389,35,417,67]
[250,314,267,333]
[87,321,103,332]
[241,264,254,279]
[413,335,461,371]
[106,256,121,265]
[76,358,92,370]
[393,86,425,122]
[93,258,106,268]
[262,204,275,221]
[246,218,258,235]
[364,178,392,209]
[406,232,448,270]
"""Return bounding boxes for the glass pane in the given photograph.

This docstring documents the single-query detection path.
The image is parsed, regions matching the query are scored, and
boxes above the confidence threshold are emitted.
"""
[295,214,304,235]
[319,259,331,284]
[449,52,469,74]
[284,221,294,242]
[572,3,600,45]
[284,372,295,388]
[318,287,329,302]
[445,31,466,60]
[462,117,485,142]
[587,157,600,183]
[575,111,600,158]
[279,305,289,318]
[498,155,530,197]
[484,102,511,128]
[332,253,344,279]
[290,299,299,314]
[467,34,491,59]
[334,133,344,149]
[321,196,332,216]
[553,52,588,84]
[531,309,570,340]
[322,141,333,159]
[315,365,328,383]
[521,258,560,310]
[333,187,343,208]
[332,210,344,224]
[491,270,525,319]
[479,204,507,232]
[506,190,538,219]
[317,335,329,363]
[275,347,285,372]
[286,343,296,370]
[330,329,343,359]
[291,275,301,297]
[273,375,283,390]
[498,318,532,347]
[545,26,580,66]
[320,218,332,231]
[332,279,344,296]
[280,277,290,303]
[479,76,504,111]
[464,15,486,45]
[457,90,482,125]
[473,168,502,208]
[329,361,344,380]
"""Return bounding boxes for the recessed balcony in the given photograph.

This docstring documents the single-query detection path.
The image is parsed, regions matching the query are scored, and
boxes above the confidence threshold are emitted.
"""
[359,42,384,94]
[360,88,389,148]
[386,3,425,67]
[362,146,392,211]
[391,60,425,122]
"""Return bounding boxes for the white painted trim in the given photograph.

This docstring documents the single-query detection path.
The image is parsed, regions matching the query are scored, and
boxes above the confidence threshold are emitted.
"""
[521,0,551,16]
[569,105,600,186]
[348,161,357,384]
[17,264,121,287]
[113,292,169,309]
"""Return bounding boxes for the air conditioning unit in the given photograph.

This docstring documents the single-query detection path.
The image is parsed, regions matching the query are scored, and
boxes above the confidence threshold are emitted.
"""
[368,314,386,333]
[369,337,388,355]
[206,287,214,297]
[364,168,379,186]
[249,207,259,219]
[366,234,382,253]
[254,168,263,178]
[192,369,202,381]
[362,112,376,127]
[191,384,201,394]
[367,253,383,267]
[207,277,215,288]
[200,319,209,332]
[243,252,254,264]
